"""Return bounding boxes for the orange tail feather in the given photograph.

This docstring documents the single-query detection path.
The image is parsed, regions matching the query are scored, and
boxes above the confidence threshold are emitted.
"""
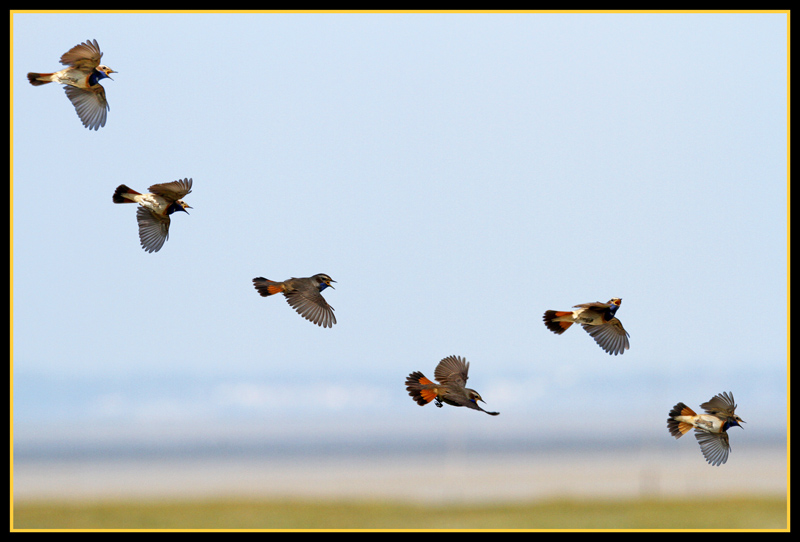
[677,422,694,434]
[543,310,574,335]
[416,376,437,404]
[113,184,141,203]
[27,72,54,86]
[406,372,438,406]
[253,278,283,297]
[419,388,437,403]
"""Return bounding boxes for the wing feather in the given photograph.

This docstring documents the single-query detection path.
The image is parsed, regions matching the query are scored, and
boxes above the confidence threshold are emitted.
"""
[64,86,108,131]
[582,319,630,355]
[135,206,170,253]
[148,178,193,201]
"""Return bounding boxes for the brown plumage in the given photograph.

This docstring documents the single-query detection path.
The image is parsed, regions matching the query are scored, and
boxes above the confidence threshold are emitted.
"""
[253,274,336,328]
[667,392,745,466]
[112,178,193,253]
[543,298,630,355]
[27,39,116,130]
[405,355,499,416]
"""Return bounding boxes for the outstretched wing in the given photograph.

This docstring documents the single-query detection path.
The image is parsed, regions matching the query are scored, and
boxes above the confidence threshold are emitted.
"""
[572,301,611,310]
[582,318,630,355]
[694,430,731,466]
[148,178,193,202]
[135,206,170,253]
[700,391,737,417]
[60,39,103,69]
[64,86,108,131]
[284,288,336,328]
[434,355,469,387]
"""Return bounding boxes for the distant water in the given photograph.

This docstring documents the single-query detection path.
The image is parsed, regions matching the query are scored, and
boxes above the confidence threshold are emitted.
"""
[13,369,788,503]
[14,442,786,503]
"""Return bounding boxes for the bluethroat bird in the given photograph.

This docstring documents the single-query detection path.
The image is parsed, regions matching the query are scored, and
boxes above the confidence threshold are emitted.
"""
[27,39,115,131]
[667,391,745,466]
[405,355,499,416]
[252,274,336,328]
[543,298,630,355]
[113,178,193,253]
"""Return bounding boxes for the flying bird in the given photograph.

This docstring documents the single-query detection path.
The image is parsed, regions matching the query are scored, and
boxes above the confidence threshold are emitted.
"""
[543,298,630,355]
[27,39,115,130]
[253,274,336,328]
[667,391,745,466]
[405,355,499,415]
[113,178,193,253]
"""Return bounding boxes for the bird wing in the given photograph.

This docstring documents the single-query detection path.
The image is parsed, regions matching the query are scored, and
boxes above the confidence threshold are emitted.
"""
[694,429,731,466]
[284,288,336,328]
[63,86,108,131]
[136,206,170,253]
[59,39,103,68]
[148,178,193,201]
[573,301,611,310]
[434,355,469,387]
[700,392,737,417]
[581,318,630,355]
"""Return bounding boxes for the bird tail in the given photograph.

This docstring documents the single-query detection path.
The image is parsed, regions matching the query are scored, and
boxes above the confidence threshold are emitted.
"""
[667,402,696,439]
[543,310,574,334]
[113,185,141,204]
[405,371,438,406]
[27,72,55,86]
[252,277,284,297]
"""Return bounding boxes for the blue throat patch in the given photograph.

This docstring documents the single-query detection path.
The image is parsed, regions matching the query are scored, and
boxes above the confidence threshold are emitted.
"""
[723,419,740,431]
[88,70,108,86]
[166,202,184,215]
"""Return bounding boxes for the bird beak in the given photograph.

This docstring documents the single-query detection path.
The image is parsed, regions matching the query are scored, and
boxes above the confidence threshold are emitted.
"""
[181,205,191,214]
[328,280,336,289]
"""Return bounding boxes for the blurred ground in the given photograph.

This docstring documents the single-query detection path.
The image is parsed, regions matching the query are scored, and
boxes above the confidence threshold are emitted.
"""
[12,443,787,529]
[12,496,788,529]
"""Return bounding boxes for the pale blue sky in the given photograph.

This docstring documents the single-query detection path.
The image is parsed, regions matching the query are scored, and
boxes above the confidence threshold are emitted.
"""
[12,12,787,455]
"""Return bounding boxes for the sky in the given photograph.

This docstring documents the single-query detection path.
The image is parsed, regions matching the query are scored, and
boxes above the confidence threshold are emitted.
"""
[11,12,788,466]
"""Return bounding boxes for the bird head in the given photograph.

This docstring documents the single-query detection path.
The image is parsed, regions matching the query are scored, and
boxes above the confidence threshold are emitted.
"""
[728,414,745,429]
[167,200,192,215]
[315,274,336,291]
[96,65,116,80]
[605,298,623,317]
[466,389,499,415]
